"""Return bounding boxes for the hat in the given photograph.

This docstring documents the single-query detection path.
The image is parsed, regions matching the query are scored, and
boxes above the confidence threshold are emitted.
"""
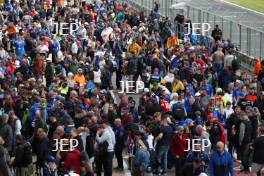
[46,155,57,163]
[195,92,201,97]
[185,118,193,124]
[143,88,149,92]
[236,80,244,84]
[216,88,223,94]
[68,72,74,77]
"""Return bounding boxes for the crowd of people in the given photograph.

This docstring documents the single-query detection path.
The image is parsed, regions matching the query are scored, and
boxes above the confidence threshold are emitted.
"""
[0,0,264,176]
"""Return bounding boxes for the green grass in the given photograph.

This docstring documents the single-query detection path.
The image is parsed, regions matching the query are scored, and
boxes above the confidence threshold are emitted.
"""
[227,0,264,13]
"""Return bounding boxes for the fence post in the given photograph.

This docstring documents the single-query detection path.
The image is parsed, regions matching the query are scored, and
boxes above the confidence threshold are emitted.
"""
[247,28,251,56]
[239,24,242,51]
[221,17,224,31]
[213,15,216,27]
[187,6,190,18]
[193,8,195,22]
[198,9,201,23]
[260,32,262,59]
[230,21,233,41]
[165,0,168,17]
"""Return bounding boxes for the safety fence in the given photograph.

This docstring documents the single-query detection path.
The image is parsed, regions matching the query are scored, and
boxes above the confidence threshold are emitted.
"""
[122,0,263,74]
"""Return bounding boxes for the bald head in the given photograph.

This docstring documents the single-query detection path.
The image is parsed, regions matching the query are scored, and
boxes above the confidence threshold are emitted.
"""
[216,141,225,154]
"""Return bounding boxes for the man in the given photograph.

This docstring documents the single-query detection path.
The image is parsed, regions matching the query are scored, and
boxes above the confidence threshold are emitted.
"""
[251,126,264,173]
[73,68,86,87]
[69,128,84,152]
[36,131,51,174]
[0,114,13,153]
[209,141,234,176]
[13,134,32,176]
[226,105,241,155]
[211,25,222,42]
[238,112,253,173]
[170,126,188,176]
[155,114,173,175]
[180,157,204,176]
[45,54,55,87]
[114,118,126,170]
[95,119,115,176]
[0,136,10,176]
[258,61,264,94]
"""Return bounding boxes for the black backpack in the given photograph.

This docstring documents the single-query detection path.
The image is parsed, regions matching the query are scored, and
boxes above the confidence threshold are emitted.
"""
[80,151,89,163]
[172,103,185,121]
[23,142,33,166]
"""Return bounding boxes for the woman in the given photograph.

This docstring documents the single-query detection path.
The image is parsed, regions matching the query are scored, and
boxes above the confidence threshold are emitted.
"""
[0,136,11,176]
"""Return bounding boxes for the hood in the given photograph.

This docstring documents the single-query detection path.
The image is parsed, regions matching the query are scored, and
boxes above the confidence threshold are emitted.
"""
[69,148,81,156]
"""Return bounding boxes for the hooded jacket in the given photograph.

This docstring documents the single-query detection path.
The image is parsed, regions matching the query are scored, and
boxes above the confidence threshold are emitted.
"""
[63,149,81,174]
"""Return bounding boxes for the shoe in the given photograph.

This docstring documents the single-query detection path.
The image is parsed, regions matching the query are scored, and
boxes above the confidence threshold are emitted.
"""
[114,166,123,170]
[161,171,167,176]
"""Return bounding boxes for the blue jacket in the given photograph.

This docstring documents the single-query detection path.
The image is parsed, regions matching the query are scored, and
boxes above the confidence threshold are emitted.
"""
[210,150,234,176]
[132,147,150,170]
[186,151,209,165]
[13,39,25,56]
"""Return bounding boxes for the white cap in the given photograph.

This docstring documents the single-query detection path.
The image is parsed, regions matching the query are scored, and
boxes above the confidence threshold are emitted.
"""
[195,92,201,97]
[171,92,178,97]
[143,88,149,92]
[68,72,74,77]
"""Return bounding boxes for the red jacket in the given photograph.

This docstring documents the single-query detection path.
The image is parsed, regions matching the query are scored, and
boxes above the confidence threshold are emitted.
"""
[170,133,188,158]
[63,149,81,174]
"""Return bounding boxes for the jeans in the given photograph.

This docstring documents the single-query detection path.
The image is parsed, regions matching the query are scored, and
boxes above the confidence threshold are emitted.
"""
[96,151,114,176]
[156,145,169,173]
[115,146,124,168]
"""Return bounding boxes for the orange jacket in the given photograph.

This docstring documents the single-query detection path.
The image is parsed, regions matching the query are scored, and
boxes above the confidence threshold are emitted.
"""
[73,74,86,87]
[254,58,261,75]
[167,36,179,49]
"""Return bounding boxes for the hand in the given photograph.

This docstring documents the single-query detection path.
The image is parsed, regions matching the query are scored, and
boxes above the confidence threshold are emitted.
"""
[176,155,179,159]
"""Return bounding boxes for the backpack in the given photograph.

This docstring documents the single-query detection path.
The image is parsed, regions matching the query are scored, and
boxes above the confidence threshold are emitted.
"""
[23,142,33,165]
[80,151,89,163]
[172,103,185,121]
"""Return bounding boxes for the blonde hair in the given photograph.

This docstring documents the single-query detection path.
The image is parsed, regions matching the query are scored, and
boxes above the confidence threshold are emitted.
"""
[0,136,5,145]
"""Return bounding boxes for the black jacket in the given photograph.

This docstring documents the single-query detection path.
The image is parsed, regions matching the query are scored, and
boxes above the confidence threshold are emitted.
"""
[14,143,27,167]
[241,120,253,145]
[253,136,264,164]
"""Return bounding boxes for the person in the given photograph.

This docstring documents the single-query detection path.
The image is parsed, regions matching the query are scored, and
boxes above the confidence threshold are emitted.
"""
[43,155,58,176]
[170,126,188,176]
[0,114,13,154]
[0,136,10,176]
[131,130,151,176]
[251,126,264,173]
[209,141,234,176]
[180,157,204,176]
[13,134,32,176]
[95,119,115,176]
[238,112,253,173]
[36,130,51,175]
[155,114,173,175]
[211,25,222,42]
[114,118,126,170]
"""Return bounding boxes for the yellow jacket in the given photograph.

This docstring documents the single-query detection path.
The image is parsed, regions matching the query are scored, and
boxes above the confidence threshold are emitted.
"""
[167,36,179,49]
[172,81,185,93]
[128,42,141,55]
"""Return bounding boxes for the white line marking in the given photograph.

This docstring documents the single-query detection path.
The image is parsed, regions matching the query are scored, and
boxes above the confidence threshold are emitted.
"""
[221,0,264,16]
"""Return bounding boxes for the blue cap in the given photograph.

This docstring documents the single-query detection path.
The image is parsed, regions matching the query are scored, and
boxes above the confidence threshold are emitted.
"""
[46,155,57,163]
[185,118,193,124]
